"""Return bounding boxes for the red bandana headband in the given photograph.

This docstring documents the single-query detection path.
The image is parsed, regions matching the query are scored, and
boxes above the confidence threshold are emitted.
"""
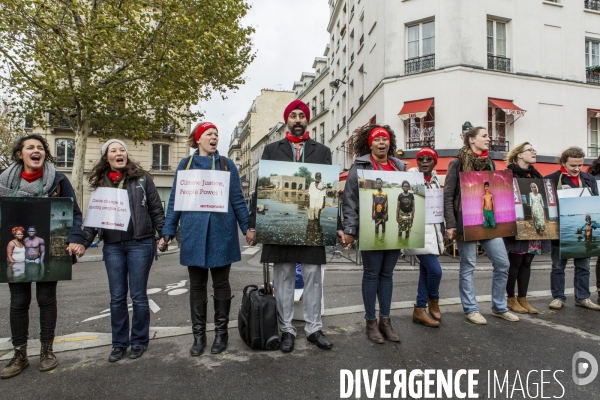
[193,122,218,142]
[416,147,438,165]
[368,127,390,147]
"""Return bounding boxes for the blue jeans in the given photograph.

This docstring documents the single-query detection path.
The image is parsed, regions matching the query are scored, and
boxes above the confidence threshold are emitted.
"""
[102,238,155,348]
[361,250,399,320]
[456,238,509,314]
[550,246,590,303]
[416,254,443,308]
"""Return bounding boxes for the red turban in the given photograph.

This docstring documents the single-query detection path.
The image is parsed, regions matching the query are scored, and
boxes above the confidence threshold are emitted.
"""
[283,100,310,123]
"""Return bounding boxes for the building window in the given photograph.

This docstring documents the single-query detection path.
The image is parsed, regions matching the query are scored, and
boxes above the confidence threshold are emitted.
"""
[488,106,508,151]
[586,39,600,84]
[312,128,317,141]
[590,116,599,157]
[487,20,510,72]
[55,138,75,168]
[320,123,325,144]
[406,20,435,75]
[406,108,435,149]
[152,144,170,171]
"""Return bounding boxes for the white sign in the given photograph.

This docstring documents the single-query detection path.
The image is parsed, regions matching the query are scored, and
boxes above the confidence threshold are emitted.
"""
[425,188,444,224]
[174,169,230,212]
[85,187,131,231]
[557,187,594,199]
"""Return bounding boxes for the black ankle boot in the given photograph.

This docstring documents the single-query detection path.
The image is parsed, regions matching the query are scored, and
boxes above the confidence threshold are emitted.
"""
[190,300,207,356]
[211,296,233,354]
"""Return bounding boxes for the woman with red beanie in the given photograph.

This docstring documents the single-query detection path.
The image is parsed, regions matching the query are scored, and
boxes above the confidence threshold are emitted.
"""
[341,124,406,344]
[404,147,444,328]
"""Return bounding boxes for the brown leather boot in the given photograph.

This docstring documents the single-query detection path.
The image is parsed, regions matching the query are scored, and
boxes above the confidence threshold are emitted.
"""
[378,317,401,342]
[366,319,384,344]
[507,297,528,314]
[39,342,58,372]
[518,297,538,314]
[428,299,442,322]
[1,346,29,379]
[412,306,440,328]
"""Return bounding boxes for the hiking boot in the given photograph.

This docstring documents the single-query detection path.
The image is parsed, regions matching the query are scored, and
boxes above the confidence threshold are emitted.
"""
[39,342,58,372]
[1,346,29,379]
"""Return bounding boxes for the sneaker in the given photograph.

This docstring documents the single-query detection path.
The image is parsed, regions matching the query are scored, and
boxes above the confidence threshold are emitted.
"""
[108,348,127,362]
[549,299,564,310]
[492,311,520,322]
[465,312,487,325]
[575,298,600,311]
[129,346,146,359]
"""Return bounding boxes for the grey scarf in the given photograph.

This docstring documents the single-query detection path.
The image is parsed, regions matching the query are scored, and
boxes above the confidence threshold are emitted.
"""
[0,163,56,197]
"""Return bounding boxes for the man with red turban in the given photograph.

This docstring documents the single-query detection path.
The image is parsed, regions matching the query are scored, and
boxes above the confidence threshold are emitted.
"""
[247,99,333,353]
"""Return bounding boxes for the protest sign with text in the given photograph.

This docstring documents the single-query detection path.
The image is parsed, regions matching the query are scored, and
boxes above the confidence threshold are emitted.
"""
[85,187,131,231]
[425,188,444,224]
[174,170,230,212]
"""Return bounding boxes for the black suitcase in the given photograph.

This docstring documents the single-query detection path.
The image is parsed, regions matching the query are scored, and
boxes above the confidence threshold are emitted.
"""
[238,263,280,350]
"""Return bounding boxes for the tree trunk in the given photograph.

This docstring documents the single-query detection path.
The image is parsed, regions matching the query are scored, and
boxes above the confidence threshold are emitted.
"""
[71,123,90,205]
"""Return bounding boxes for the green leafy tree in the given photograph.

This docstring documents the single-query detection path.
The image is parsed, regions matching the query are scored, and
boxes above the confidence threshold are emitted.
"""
[0,98,25,169]
[0,0,255,200]
[294,166,315,187]
[257,176,270,187]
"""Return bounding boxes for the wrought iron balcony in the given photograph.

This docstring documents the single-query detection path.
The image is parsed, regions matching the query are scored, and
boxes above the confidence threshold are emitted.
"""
[405,54,435,75]
[490,139,510,152]
[488,55,511,72]
[586,69,600,85]
[585,0,600,11]
[406,139,435,150]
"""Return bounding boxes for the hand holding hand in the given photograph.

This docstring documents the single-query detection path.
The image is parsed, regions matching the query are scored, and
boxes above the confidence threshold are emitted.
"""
[246,230,255,246]
[342,234,355,250]
[446,228,456,240]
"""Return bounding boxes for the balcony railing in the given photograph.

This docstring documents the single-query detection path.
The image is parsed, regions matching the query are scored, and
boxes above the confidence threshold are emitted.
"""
[405,54,435,75]
[588,146,599,158]
[151,165,171,171]
[488,55,511,72]
[586,69,600,85]
[406,139,435,150]
[359,34,364,47]
[342,116,346,126]
[585,0,600,11]
[490,139,510,152]
[311,106,317,116]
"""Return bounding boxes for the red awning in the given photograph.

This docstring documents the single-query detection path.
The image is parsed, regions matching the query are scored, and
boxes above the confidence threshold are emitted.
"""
[398,98,433,120]
[489,98,526,117]
[339,170,349,181]
[589,109,600,118]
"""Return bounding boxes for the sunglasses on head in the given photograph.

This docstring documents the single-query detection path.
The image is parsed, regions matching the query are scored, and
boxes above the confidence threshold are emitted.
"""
[417,156,435,162]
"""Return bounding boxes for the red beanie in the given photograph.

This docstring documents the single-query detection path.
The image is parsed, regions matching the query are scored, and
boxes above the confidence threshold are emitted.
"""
[416,147,438,165]
[193,122,218,142]
[283,100,310,123]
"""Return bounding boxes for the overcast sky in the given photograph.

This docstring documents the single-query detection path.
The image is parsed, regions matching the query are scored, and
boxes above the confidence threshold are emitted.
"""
[192,1,330,154]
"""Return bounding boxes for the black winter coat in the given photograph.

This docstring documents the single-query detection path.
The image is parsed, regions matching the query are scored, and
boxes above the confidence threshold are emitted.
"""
[249,137,332,265]
[83,173,165,247]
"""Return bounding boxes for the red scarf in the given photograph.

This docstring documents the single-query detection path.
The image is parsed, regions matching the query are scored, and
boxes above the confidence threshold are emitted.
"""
[108,171,123,183]
[424,175,432,183]
[21,169,43,183]
[285,131,310,143]
[560,166,579,187]
[370,156,396,171]
[474,150,489,158]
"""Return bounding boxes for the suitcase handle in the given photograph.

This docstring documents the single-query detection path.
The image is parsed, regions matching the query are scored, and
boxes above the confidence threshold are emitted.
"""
[243,284,259,296]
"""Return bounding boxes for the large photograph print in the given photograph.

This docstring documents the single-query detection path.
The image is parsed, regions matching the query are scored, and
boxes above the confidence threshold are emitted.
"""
[559,196,600,259]
[357,170,425,251]
[459,170,517,241]
[0,198,74,283]
[513,178,559,240]
[255,160,340,246]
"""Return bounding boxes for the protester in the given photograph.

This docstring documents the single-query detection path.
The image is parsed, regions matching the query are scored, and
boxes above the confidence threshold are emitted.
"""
[83,139,164,362]
[544,147,600,311]
[404,147,444,328]
[586,156,600,302]
[248,100,333,352]
[0,134,85,378]
[503,142,550,314]
[340,124,406,343]
[161,122,249,356]
[443,126,518,324]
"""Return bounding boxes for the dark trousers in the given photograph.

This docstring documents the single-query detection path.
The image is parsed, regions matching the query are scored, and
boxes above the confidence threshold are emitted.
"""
[188,265,232,301]
[9,281,58,347]
[507,252,535,298]
[596,257,600,290]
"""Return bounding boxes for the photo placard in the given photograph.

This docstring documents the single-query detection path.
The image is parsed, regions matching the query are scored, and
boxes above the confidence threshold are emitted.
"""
[559,196,600,259]
[513,178,559,240]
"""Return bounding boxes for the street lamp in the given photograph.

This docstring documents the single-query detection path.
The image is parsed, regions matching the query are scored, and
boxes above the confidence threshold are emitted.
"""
[329,79,347,90]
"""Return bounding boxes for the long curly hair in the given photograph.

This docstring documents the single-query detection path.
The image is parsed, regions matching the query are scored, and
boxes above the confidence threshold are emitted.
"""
[352,124,397,158]
[588,156,600,176]
[11,134,56,165]
[87,152,146,189]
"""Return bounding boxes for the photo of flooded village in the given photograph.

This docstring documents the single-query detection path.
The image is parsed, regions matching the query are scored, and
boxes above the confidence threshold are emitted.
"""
[255,160,340,246]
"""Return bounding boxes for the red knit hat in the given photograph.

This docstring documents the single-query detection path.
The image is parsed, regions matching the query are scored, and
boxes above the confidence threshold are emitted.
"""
[416,147,438,165]
[283,100,310,123]
[193,122,218,142]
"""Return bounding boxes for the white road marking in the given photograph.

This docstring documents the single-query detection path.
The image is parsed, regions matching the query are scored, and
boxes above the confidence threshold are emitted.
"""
[242,247,261,255]
[147,288,162,294]
[168,289,188,296]
[149,299,161,313]
[82,314,111,322]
